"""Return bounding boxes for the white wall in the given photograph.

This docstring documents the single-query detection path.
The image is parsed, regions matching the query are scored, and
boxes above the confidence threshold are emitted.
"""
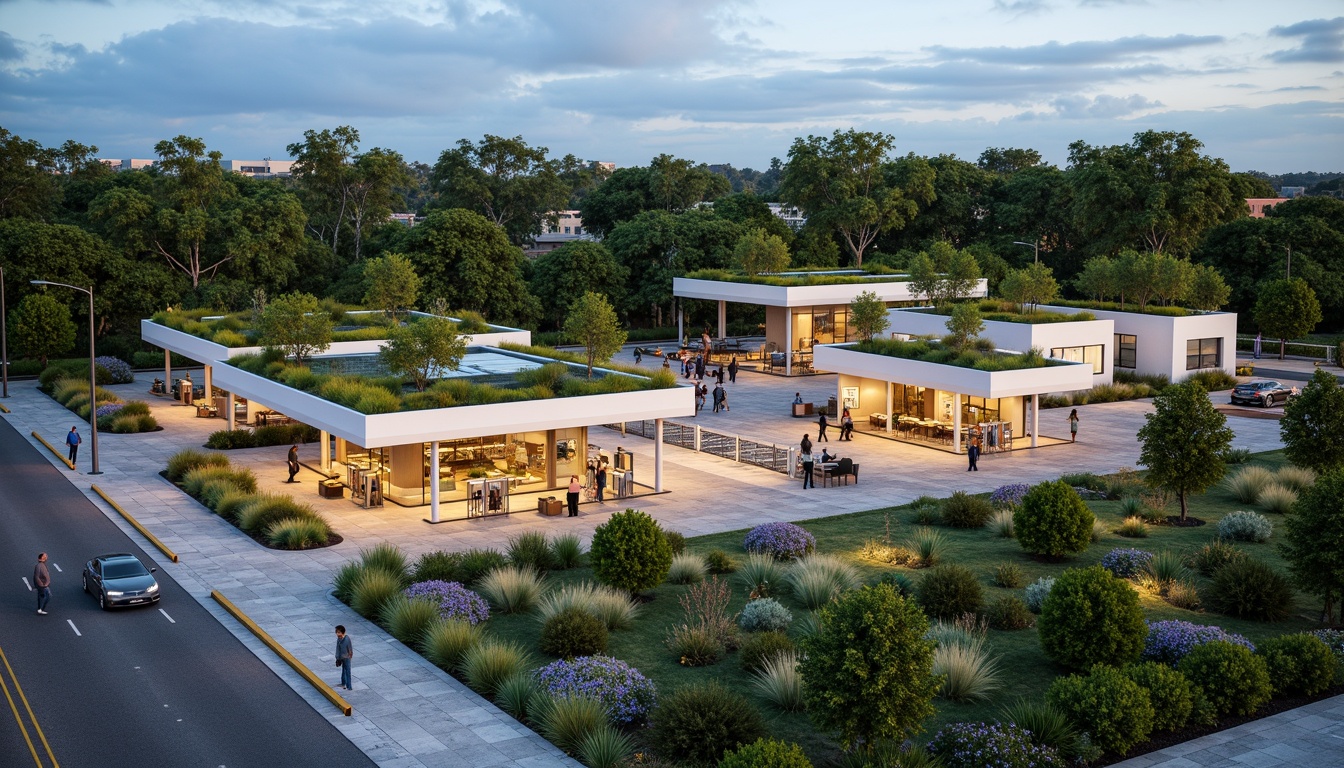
[1036,306,1237,381]
[674,277,989,307]
[813,343,1094,399]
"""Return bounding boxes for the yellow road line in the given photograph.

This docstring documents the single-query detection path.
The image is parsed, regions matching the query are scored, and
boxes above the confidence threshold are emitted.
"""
[0,644,59,768]
[210,591,352,716]
[90,485,179,563]
[0,402,11,413]
[30,432,74,470]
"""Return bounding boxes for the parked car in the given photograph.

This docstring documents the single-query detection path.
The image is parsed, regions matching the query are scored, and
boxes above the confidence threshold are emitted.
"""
[82,553,160,610]
[1230,380,1297,407]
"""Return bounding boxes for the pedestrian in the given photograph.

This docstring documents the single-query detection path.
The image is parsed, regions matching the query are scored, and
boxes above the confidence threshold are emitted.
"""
[967,428,980,471]
[696,355,705,379]
[728,357,738,383]
[719,388,730,412]
[34,552,51,615]
[695,383,706,414]
[800,436,815,489]
[817,412,829,442]
[595,462,607,503]
[1068,409,1079,442]
[567,474,582,517]
[634,347,643,365]
[712,384,725,413]
[286,444,300,483]
[1253,332,1262,360]
[334,625,354,690]
[66,426,82,463]
[840,409,854,440]
[715,365,725,385]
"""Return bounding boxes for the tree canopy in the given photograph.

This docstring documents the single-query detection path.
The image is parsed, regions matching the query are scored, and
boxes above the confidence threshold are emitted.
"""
[1136,381,1234,521]
[528,240,628,330]
[379,316,466,391]
[257,292,333,365]
[1279,369,1344,475]
[564,291,627,378]
[429,134,570,246]
[1253,278,1322,359]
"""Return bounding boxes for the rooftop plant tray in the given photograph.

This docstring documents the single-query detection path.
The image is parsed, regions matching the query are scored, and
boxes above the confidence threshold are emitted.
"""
[149,304,496,348]
[850,338,1067,372]
[909,301,1097,324]
[682,267,911,287]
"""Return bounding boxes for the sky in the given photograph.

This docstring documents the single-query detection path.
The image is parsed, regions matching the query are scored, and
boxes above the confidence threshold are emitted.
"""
[1,0,1341,174]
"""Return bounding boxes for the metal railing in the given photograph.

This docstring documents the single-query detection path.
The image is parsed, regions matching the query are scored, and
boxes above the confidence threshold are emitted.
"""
[603,420,792,475]
[1236,336,1336,362]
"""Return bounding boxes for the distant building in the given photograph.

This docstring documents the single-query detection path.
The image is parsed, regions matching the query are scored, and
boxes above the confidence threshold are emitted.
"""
[769,202,806,230]
[99,158,156,171]
[220,159,294,178]
[1279,186,1306,198]
[525,232,594,259]
[547,210,586,236]
[1246,198,1288,218]
[389,213,419,227]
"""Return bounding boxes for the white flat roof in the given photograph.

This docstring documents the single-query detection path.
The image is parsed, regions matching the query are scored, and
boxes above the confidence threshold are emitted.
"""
[673,276,987,307]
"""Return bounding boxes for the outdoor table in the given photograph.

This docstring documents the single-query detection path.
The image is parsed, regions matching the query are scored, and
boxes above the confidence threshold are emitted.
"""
[815,462,839,487]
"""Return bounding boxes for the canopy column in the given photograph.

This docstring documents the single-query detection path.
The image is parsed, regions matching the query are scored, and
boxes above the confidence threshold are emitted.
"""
[320,430,331,473]
[429,441,441,523]
[227,393,236,430]
[1031,394,1039,449]
[654,419,664,493]
[164,349,171,390]
[784,308,793,376]
[952,393,962,454]
[717,300,726,340]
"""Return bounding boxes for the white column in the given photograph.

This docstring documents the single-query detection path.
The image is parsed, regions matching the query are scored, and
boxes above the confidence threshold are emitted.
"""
[717,300,726,339]
[784,307,793,376]
[164,349,171,389]
[1031,394,1039,449]
[654,419,664,492]
[677,307,683,345]
[952,392,962,454]
[226,392,235,430]
[886,382,893,435]
[203,365,212,402]
[429,440,440,523]
[320,430,330,473]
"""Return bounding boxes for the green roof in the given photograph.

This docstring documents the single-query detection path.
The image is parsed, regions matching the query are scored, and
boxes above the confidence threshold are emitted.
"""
[850,338,1067,372]
[683,268,911,287]
[150,306,497,347]
[909,300,1097,325]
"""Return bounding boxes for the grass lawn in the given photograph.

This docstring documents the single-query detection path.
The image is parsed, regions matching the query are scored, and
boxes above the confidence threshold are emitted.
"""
[471,449,1328,765]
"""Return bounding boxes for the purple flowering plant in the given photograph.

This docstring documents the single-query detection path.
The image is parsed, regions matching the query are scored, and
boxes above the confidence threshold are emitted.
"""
[928,722,1062,768]
[1101,548,1154,579]
[95,403,125,419]
[1310,629,1344,663]
[744,522,815,560]
[534,655,657,726]
[1142,620,1255,665]
[94,356,135,384]
[404,580,490,625]
[990,484,1030,510]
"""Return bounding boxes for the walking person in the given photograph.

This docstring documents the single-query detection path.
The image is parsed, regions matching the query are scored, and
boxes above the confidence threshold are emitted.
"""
[696,355,705,380]
[634,347,643,365]
[817,412,829,442]
[719,388,729,412]
[566,474,582,517]
[334,625,354,690]
[715,365,725,385]
[694,383,706,415]
[595,462,607,504]
[712,383,725,413]
[1253,332,1262,360]
[286,444,300,483]
[1068,409,1080,443]
[66,426,82,463]
[967,428,981,471]
[728,357,738,383]
[34,552,51,615]
[800,436,815,489]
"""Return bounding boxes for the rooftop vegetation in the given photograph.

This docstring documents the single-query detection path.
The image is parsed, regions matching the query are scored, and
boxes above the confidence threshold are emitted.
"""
[149,301,497,348]
[850,338,1066,372]
[1047,299,1196,318]
[909,300,1098,325]
[683,266,911,287]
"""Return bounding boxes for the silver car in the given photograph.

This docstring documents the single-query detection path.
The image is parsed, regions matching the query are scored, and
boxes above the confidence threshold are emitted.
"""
[82,553,160,610]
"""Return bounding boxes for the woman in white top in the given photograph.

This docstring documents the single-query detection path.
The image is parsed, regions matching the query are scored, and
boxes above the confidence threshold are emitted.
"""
[566,475,582,517]
[800,435,815,489]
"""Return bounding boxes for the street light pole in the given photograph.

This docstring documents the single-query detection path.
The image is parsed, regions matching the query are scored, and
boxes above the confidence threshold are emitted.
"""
[31,280,100,474]
[1,265,8,398]
[1285,245,1291,279]
[1012,240,1039,264]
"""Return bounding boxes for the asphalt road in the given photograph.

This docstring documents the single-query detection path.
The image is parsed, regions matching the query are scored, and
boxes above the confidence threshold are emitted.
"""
[0,417,374,768]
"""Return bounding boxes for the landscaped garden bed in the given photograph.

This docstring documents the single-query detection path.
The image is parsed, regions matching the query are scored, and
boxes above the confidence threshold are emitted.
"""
[40,356,160,433]
[150,303,495,347]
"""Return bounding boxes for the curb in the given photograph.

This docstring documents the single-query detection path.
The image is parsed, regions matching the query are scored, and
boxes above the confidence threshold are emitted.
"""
[90,484,180,563]
[0,402,10,413]
[31,430,75,470]
[210,590,352,717]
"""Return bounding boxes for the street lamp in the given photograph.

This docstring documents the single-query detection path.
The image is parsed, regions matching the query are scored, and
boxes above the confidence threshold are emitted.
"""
[1012,241,1039,264]
[1,265,8,398]
[31,279,101,474]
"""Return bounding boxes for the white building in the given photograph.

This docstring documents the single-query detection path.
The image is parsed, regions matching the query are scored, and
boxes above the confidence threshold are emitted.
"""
[221,159,294,178]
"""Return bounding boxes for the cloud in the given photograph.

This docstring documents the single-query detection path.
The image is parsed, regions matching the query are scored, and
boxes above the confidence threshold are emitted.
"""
[992,0,1051,16]
[1047,93,1162,119]
[926,34,1223,66]
[1269,17,1344,63]
[0,32,21,62]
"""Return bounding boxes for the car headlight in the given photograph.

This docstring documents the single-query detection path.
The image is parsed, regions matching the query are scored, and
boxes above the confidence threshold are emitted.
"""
[147,584,159,593]
[107,591,125,596]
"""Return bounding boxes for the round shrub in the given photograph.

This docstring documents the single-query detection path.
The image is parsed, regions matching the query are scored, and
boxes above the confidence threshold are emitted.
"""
[1039,566,1146,670]
[1014,481,1095,558]
[743,522,815,560]
[403,580,490,625]
[986,595,1035,631]
[1217,510,1273,543]
[1178,641,1272,717]
[1141,620,1255,665]
[1123,662,1194,732]
[1207,557,1295,621]
[649,681,765,765]
[717,738,813,768]
[705,549,737,574]
[540,606,609,659]
[411,551,462,584]
[928,722,1063,768]
[739,631,795,674]
[917,564,984,620]
[941,491,994,528]
[1101,548,1155,579]
[1047,665,1154,756]
[590,509,674,594]
[1256,634,1339,697]
[533,655,657,727]
[664,530,686,555]
[1024,576,1055,613]
[738,598,793,633]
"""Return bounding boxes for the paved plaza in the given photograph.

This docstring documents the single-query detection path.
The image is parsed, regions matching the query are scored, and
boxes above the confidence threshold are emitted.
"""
[3,351,1339,767]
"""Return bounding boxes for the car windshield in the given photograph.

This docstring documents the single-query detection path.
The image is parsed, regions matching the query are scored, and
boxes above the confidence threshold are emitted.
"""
[103,561,148,579]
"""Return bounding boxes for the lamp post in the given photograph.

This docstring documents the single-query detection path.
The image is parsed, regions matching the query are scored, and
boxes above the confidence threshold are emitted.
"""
[1012,240,1039,264]
[31,280,100,474]
[1,265,8,398]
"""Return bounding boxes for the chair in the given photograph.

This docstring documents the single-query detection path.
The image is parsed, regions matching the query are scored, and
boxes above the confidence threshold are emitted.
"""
[836,458,855,485]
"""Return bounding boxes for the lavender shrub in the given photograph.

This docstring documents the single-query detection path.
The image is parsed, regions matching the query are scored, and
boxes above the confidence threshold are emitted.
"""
[404,580,490,625]
[743,522,815,560]
[928,722,1062,768]
[1142,620,1255,665]
[534,655,657,726]
[1101,548,1154,579]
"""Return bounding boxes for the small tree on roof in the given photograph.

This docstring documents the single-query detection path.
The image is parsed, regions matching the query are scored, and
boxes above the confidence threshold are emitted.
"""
[563,291,627,379]
[848,290,889,341]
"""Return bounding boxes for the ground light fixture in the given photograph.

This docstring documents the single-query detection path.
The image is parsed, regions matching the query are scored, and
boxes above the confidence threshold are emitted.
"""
[31,279,101,474]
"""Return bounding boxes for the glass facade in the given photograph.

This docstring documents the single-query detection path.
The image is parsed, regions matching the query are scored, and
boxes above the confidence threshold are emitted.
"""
[791,305,853,349]
[1186,337,1221,370]
[1050,344,1105,374]
[1114,334,1136,369]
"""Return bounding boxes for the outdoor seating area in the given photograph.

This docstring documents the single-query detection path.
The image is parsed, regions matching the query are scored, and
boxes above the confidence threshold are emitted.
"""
[814,457,859,487]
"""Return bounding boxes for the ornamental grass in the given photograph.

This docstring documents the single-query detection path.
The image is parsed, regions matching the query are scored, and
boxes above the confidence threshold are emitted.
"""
[549,533,585,569]
[265,516,330,549]
[478,565,546,614]
[1272,465,1316,493]
[989,510,1015,538]
[1256,483,1298,515]
[350,568,403,622]
[576,725,636,768]
[933,636,1003,702]
[666,553,707,585]
[531,695,607,756]
[736,552,785,598]
[785,554,862,610]
[905,526,947,566]
[752,650,805,712]
[359,542,409,581]
[535,582,638,630]
[1223,466,1273,504]
[422,618,483,673]
[381,595,441,647]
[460,638,532,699]
[493,672,538,721]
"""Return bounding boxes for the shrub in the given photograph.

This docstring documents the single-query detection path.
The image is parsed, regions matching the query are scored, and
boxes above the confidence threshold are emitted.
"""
[1223,465,1273,503]
[382,595,441,647]
[477,565,545,614]
[667,552,708,584]
[1039,566,1146,670]
[506,530,555,572]
[455,548,508,586]
[1178,641,1272,717]
[531,694,605,756]
[550,533,584,569]
[908,500,941,526]
[332,562,365,603]
[181,465,253,497]
[590,509,673,593]
[403,580,490,625]
[1186,540,1247,577]
[460,638,531,699]
[266,516,331,549]
[1256,634,1339,696]
[917,564,984,620]
[740,631,794,674]
[360,542,409,581]
[1224,446,1252,464]
[1014,481,1095,558]
[986,595,1034,630]
[934,637,1001,702]
[941,491,994,528]
[1309,628,1344,665]
[990,483,1030,510]
[237,495,315,535]
[743,522,815,559]
[1115,516,1149,538]
[786,554,862,610]
[205,429,258,449]
[1102,548,1155,579]
[718,738,813,768]
[667,625,724,667]
[1123,661,1194,732]
[737,552,784,598]
[1256,483,1298,515]
[1207,557,1295,621]
[904,526,947,567]
[997,699,1084,762]
[877,571,916,598]
[540,607,609,658]
[705,549,737,574]
[927,614,986,649]
[166,448,229,482]
[1024,576,1055,613]
[1047,665,1154,755]
[649,682,765,766]
[494,672,538,721]
[1165,580,1202,610]
[738,598,792,633]
[531,655,656,727]
[411,551,461,584]
[990,510,1015,538]
[928,722,1063,768]
[1218,510,1273,542]
[1141,620,1255,664]
[576,725,635,768]
[1144,550,1191,585]
[752,650,805,712]
[663,529,686,555]
[350,568,403,622]
[423,619,483,673]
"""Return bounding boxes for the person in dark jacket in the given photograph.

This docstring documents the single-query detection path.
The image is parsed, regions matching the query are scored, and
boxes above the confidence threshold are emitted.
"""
[727,357,738,383]
[817,412,829,442]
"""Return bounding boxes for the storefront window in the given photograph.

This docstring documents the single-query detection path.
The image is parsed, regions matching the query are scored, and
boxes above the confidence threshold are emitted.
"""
[961,396,1001,425]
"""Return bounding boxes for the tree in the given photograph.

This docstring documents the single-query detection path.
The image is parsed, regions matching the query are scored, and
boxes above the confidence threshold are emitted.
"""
[1253,278,1322,360]
[528,241,628,330]
[936,244,983,304]
[780,129,932,266]
[564,292,626,378]
[362,253,420,320]
[589,509,673,595]
[848,291,889,342]
[344,147,412,260]
[1186,263,1231,311]
[378,316,466,391]
[1280,369,1344,475]
[287,126,361,256]
[1152,254,1193,307]
[1001,262,1058,313]
[797,584,938,749]
[9,293,76,365]
[1136,381,1234,522]
[906,251,939,305]
[257,292,333,365]
[579,159,729,238]
[429,135,571,246]
[1115,250,1160,310]
[977,146,1043,175]
[734,228,790,275]
[944,303,983,350]
[1281,468,1344,623]
[1074,255,1119,303]
[0,127,60,220]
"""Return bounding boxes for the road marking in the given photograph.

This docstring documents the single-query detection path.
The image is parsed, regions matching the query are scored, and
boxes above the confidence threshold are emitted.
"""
[159,609,176,624]
[21,577,31,591]
[65,620,81,637]
[50,564,61,573]
[0,643,61,767]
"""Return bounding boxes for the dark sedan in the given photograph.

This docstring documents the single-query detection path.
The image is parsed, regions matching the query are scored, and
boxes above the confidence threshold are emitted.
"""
[1230,380,1297,407]
[82,553,160,610]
